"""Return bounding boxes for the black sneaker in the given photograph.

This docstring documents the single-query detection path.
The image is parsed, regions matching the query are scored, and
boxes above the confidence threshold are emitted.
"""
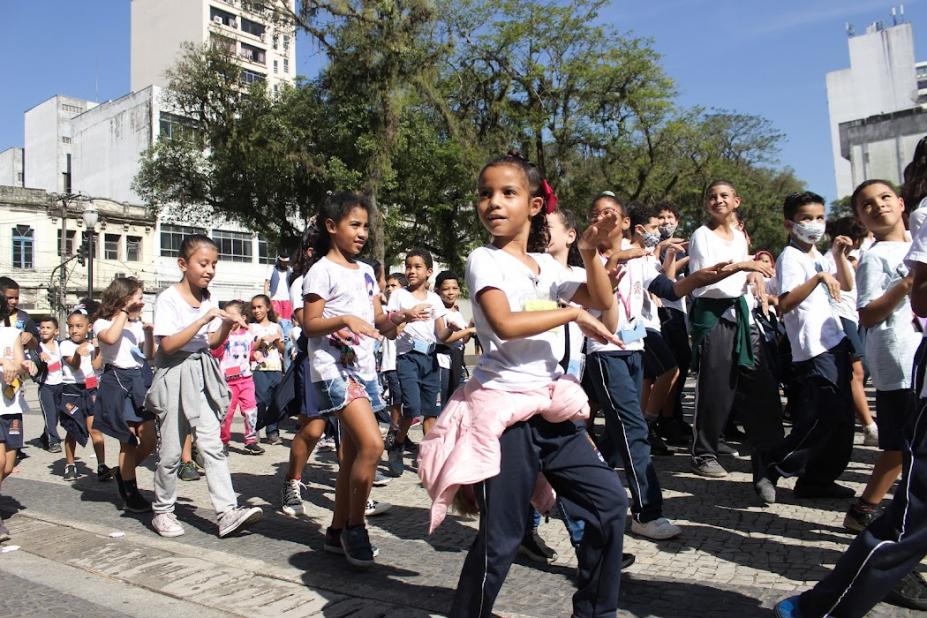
[63,464,78,481]
[657,417,690,446]
[113,467,129,503]
[843,501,881,534]
[244,443,266,455]
[647,421,672,456]
[97,464,113,482]
[178,461,200,481]
[124,488,153,514]
[716,441,739,457]
[622,552,635,569]
[518,529,558,563]
[324,527,379,557]
[341,525,375,567]
[885,571,927,610]
[48,442,62,454]
[266,431,283,446]
[403,437,419,455]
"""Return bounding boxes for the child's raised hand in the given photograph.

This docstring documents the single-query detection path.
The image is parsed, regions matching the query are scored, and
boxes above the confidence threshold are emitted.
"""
[342,315,381,341]
[142,322,154,332]
[575,309,623,346]
[39,352,50,363]
[819,272,842,302]
[404,303,433,323]
[578,210,620,252]
[77,341,92,356]
[832,235,853,254]
[2,359,16,385]
[657,238,686,256]
[124,299,145,314]
[21,359,37,377]
[737,260,774,278]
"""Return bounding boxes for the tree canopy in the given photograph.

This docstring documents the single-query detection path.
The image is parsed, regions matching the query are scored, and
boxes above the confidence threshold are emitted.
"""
[135,0,806,268]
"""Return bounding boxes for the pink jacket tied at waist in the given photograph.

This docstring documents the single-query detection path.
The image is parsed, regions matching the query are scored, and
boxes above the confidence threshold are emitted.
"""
[417,376,590,533]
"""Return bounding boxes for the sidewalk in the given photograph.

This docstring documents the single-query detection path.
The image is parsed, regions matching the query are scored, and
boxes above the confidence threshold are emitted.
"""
[0,380,921,617]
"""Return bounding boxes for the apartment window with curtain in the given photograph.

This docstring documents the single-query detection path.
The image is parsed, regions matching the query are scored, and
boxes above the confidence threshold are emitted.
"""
[104,234,121,260]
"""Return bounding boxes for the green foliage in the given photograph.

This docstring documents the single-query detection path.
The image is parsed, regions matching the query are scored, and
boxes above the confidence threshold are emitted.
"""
[134,0,806,264]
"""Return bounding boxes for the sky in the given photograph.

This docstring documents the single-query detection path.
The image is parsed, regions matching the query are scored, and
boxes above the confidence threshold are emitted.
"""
[0,1,924,203]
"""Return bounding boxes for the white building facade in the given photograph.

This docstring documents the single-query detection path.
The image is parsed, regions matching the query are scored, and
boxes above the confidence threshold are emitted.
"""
[0,148,24,187]
[23,96,98,194]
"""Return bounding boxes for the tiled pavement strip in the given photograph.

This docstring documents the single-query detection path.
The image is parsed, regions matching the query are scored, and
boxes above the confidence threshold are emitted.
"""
[0,380,922,617]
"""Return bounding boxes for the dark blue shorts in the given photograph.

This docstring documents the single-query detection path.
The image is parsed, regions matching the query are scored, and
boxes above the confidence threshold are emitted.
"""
[840,318,865,361]
[396,351,441,418]
[0,414,24,450]
[875,389,912,451]
[382,370,401,407]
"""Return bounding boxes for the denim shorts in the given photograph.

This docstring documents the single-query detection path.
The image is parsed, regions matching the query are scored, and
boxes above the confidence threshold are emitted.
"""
[312,375,386,416]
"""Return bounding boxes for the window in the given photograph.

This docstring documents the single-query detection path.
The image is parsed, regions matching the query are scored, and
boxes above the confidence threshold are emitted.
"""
[273,84,279,97]
[283,58,289,74]
[126,236,141,262]
[273,59,278,74]
[211,33,237,54]
[62,103,83,114]
[240,69,265,86]
[12,225,33,269]
[159,112,199,143]
[213,229,252,262]
[160,224,205,257]
[257,236,275,264]
[240,17,265,38]
[57,229,77,256]
[16,172,23,183]
[104,234,120,260]
[209,6,235,27]
[273,34,279,50]
[61,136,72,144]
[240,42,266,65]
[283,34,289,50]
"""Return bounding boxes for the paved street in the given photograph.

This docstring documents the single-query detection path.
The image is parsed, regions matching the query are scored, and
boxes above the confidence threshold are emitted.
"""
[0,380,923,617]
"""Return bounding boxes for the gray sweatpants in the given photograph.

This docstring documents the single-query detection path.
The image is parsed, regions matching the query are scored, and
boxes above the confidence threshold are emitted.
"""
[153,391,237,516]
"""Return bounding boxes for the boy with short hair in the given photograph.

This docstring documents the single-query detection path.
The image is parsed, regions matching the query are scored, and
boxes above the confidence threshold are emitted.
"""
[752,191,856,505]
[36,316,64,453]
[0,277,39,350]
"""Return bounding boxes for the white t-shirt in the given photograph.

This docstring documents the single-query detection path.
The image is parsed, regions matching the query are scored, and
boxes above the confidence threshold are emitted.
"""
[386,288,448,356]
[267,265,292,301]
[289,275,305,312]
[588,252,661,354]
[822,250,858,324]
[153,285,215,354]
[303,257,380,383]
[904,225,927,397]
[94,318,146,369]
[0,327,25,415]
[39,340,64,386]
[251,322,283,371]
[467,245,580,391]
[380,336,397,372]
[775,245,845,362]
[857,240,919,390]
[436,307,468,369]
[59,338,96,385]
[908,198,927,240]
[688,225,750,300]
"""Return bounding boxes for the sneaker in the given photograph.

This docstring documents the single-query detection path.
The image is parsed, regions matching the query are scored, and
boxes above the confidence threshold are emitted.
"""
[266,431,283,446]
[280,479,304,517]
[885,571,927,610]
[217,506,263,538]
[773,595,803,618]
[113,467,129,503]
[124,488,153,514]
[622,552,635,569]
[794,481,855,500]
[518,529,558,563]
[63,464,78,481]
[178,461,200,481]
[630,517,681,540]
[843,501,881,534]
[657,417,690,446]
[0,519,10,543]
[754,477,777,505]
[244,442,266,455]
[364,499,391,517]
[324,527,381,557]
[373,470,392,487]
[152,512,185,538]
[403,437,419,455]
[647,420,672,456]
[690,458,727,478]
[716,441,739,457]
[318,436,337,452]
[341,525,375,567]
[191,443,205,469]
[97,464,114,482]
[48,442,62,454]
[862,424,879,447]
[387,443,404,477]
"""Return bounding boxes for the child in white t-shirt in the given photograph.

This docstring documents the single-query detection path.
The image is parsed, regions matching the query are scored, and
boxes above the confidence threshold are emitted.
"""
[752,191,856,505]
[249,294,285,444]
[434,271,474,409]
[36,316,64,452]
[0,299,30,543]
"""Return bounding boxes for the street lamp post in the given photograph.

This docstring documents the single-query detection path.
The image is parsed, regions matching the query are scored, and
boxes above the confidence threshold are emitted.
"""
[52,192,86,325]
[82,202,98,300]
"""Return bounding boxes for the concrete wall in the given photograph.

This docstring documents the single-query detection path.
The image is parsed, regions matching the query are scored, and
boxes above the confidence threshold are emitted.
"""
[131,0,205,91]
[0,148,23,187]
[839,107,927,190]
[23,96,97,193]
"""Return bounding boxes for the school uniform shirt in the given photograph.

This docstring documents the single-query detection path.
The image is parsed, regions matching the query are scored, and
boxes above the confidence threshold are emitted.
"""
[437,308,468,369]
[93,318,145,369]
[39,340,64,386]
[908,197,927,240]
[688,226,750,300]
[857,240,920,391]
[466,245,581,391]
[59,338,96,385]
[251,322,283,371]
[380,334,397,372]
[303,256,380,383]
[904,226,927,398]
[289,275,305,312]
[0,327,26,415]
[775,245,845,363]
[822,250,859,324]
[153,285,215,353]
[12,309,39,342]
[587,252,663,355]
[386,288,448,356]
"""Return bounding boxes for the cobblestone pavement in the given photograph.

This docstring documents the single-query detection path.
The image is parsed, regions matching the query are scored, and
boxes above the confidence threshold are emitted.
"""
[0,381,923,617]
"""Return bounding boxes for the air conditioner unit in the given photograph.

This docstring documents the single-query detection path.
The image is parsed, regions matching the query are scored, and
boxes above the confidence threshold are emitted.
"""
[213,15,223,24]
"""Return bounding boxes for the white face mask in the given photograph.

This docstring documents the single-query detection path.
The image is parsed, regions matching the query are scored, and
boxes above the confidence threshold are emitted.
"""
[792,221,825,244]
[659,223,677,240]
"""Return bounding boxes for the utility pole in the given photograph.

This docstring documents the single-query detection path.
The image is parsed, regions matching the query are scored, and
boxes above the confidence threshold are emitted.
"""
[58,196,68,327]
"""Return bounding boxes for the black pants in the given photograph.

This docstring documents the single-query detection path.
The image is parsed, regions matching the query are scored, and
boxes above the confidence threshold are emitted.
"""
[659,307,690,420]
[799,395,927,617]
[37,383,63,446]
[692,319,783,461]
[762,342,855,485]
[450,417,627,618]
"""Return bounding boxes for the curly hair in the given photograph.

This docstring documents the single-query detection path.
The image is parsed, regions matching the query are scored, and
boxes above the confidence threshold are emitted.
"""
[903,136,927,212]
[94,277,143,321]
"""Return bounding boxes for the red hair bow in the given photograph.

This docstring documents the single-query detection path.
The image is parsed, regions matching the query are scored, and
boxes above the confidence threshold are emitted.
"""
[541,178,558,214]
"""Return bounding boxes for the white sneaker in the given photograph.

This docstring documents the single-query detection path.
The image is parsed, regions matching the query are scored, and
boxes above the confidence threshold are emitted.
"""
[218,506,263,538]
[280,479,304,517]
[364,499,391,517]
[318,437,336,452]
[152,512,185,538]
[863,424,879,447]
[631,517,681,540]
